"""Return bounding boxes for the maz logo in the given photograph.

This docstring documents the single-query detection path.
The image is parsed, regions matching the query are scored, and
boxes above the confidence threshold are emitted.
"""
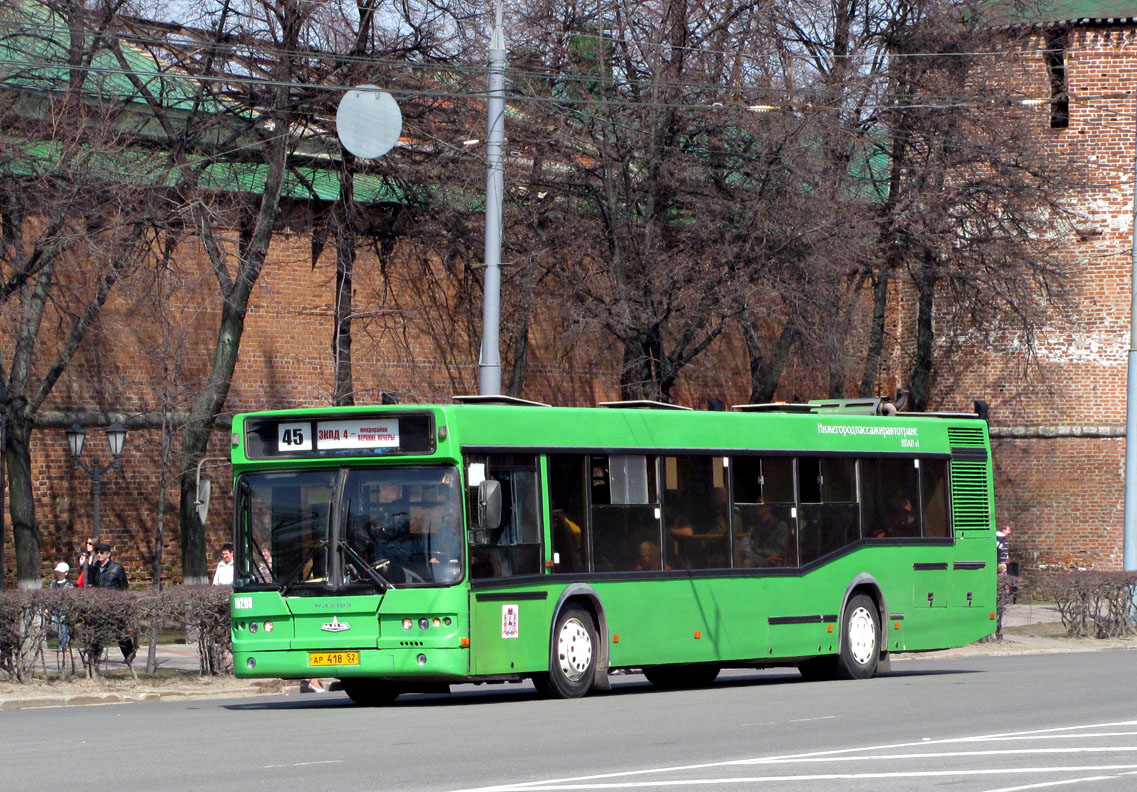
[321,616,351,633]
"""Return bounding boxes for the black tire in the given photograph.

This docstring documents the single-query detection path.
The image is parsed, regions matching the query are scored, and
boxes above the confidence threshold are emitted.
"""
[532,605,597,699]
[835,593,880,680]
[643,664,720,689]
[340,677,401,706]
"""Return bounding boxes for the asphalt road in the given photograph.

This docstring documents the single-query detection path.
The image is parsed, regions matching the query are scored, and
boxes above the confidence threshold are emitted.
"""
[9,650,1137,791]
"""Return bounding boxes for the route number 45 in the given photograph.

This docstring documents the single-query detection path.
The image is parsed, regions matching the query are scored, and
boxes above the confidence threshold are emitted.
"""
[277,422,312,451]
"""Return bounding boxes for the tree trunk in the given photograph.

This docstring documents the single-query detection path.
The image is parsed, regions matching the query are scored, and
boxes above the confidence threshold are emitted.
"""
[5,416,41,589]
[742,321,796,404]
[333,166,356,407]
[907,270,937,411]
[858,267,892,397]
[179,293,254,583]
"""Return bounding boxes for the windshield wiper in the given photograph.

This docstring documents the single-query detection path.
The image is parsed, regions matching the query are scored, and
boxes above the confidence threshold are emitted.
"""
[339,537,395,591]
[278,540,328,596]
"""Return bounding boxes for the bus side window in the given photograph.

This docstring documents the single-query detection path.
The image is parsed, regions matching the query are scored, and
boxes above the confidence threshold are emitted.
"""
[548,454,589,573]
[798,457,858,564]
[861,457,920,538]
[662,455,729,569]
[921,459,951,537]
[591,455,660,571]
[466,454,543,579]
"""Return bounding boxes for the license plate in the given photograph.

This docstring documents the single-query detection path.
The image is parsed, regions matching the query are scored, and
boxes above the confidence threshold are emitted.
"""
[308,651,360,666]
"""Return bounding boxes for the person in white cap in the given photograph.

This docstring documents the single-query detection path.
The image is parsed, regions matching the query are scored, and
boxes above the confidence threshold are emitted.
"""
[49,561,74,651]
[51,561,73,588]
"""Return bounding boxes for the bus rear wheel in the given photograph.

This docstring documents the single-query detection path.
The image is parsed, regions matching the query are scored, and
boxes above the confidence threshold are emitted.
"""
[643,664,720,689]
[836,593,880,680]
[340,678,401,706]
[533,605,597,699]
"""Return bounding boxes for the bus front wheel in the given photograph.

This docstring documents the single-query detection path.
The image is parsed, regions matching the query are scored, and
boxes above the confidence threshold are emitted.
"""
[836,593,880,680]
[341,677,401,706]
[533,605,597,699]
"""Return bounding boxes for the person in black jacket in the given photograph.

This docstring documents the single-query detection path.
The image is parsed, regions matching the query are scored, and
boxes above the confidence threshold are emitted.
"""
[89,543,128,589]
[88,543,135,664]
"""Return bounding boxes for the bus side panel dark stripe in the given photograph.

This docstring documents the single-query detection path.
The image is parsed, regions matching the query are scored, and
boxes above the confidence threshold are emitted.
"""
[913,562,949,571]
[475,591,549,602]
[769,615,825,625]
[953,561,987,570]
[950,447,989,462]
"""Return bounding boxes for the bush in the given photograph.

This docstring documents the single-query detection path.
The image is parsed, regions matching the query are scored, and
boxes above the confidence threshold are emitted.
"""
[0,586,232,683]
[1033,571,1137,638]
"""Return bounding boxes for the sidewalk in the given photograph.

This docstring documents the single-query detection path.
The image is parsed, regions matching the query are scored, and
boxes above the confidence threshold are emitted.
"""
[1,606,1132,709]
[0,643,296,710]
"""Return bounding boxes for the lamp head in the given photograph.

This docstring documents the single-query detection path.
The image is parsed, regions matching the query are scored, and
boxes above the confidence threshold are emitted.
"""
[105,422,126,459]
[65,423,86,460]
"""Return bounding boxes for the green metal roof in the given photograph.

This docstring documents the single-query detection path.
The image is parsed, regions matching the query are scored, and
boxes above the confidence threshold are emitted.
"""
[1,139,406,204]
[1,2,407,205]
[0,2,220,113]
[984,0,1137,26]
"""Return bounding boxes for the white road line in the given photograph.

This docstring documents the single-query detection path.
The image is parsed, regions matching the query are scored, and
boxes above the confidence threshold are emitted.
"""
[749,746,1137,764]
[982,768,1137,792]
[262,760,343,769]
[453,765,1137,790]
[446,720,1137,792]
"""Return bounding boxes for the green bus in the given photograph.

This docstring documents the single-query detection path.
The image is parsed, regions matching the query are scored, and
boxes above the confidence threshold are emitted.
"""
[229,396,997,703]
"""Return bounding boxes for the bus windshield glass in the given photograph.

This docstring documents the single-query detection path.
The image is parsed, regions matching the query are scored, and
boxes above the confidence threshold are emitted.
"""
[237,466,463,590]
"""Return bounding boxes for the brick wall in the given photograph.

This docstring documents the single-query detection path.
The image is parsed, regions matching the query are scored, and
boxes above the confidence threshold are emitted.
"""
[7,23,1137,583]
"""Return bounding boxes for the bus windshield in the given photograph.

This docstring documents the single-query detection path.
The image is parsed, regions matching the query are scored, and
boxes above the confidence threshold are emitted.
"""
[236,466,463,590]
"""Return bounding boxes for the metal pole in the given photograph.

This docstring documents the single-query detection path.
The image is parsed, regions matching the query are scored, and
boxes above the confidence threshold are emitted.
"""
[478,0,505,396]
[1126,104,1137,572]
[0,408,6,590]
[91,462,102,543]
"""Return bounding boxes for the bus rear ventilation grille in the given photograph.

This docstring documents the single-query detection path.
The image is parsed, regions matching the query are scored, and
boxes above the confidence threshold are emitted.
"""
[948,427,986,447]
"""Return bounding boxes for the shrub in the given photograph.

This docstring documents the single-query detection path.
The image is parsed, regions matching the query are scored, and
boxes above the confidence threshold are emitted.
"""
[1033,571,1137,638]
[0,586,233,683]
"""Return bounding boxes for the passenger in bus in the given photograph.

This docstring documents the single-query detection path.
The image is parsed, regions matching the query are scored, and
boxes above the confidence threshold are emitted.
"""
[740,504,789,567]
[635,540,665,571]
[892,497,919,537]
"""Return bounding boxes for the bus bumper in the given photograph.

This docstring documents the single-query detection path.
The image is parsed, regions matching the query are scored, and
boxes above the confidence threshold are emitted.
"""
[233,647,469,680]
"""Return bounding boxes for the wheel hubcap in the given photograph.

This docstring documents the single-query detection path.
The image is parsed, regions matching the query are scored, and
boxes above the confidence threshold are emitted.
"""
[556,617,592,681]
[847,606,876,665]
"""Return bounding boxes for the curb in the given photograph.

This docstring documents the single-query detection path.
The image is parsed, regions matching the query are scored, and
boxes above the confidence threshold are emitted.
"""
[0,679,293,710]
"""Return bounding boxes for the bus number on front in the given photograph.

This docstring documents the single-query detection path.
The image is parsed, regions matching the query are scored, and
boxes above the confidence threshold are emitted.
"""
[277,422,312,452]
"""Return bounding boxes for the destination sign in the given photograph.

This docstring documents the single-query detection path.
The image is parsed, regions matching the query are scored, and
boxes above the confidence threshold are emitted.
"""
[315,418,400,450]
[244,412,434,459]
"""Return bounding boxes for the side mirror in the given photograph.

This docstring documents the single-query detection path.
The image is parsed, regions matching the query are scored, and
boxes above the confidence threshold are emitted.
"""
[196,477,212,526]
[477,479,502,530]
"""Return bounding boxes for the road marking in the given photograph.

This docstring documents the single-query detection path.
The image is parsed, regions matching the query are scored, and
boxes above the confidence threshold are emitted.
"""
[982,768,1137,792]
[262,760,343,769]
[452,766,1137,790]
[749,747,1137,764]
[446,720,1137,792]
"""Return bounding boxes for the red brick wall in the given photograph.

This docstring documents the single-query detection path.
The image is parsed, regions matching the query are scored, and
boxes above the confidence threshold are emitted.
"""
[8,24,1137,583]
[925,25,1136,570]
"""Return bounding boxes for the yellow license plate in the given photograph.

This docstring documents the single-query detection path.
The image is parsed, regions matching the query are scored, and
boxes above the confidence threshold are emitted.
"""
[308,651,360,667]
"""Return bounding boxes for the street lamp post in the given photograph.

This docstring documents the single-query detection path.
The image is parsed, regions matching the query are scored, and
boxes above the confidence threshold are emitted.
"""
[66,422,127,542]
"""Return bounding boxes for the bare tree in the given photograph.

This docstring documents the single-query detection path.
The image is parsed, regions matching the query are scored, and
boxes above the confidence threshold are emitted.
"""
[0,0,169,587]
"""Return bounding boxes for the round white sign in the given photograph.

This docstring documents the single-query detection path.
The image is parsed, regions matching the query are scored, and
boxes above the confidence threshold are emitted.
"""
[335,86,403,159]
